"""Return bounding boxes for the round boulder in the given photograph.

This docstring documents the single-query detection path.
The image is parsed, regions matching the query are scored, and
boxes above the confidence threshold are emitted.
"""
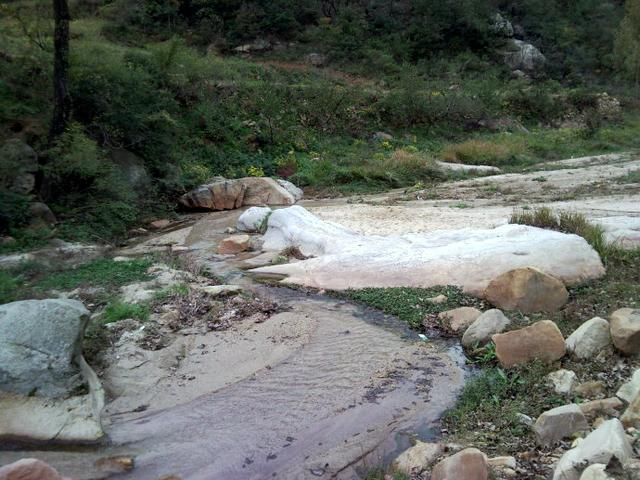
[484,266,569,313]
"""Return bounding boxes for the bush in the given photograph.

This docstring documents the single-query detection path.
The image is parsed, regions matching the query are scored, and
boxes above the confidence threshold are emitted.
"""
[442,139,526,166]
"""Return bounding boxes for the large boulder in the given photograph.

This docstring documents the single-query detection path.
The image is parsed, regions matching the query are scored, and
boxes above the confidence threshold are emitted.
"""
[461,309,510,348]
[566,317,610,359]
[0,138,38,195]
[179,180,246,210]
[431,448,489,480]
[179,177,302,211]
[534,404,588,446]
[0,459,70,480]
[484,267,569,313]
[610,308,640,355]
[0,299,89,397]
[251,207,605,293]
[493,320,566,368]
[502,39,546,73]
[553,419,633,480]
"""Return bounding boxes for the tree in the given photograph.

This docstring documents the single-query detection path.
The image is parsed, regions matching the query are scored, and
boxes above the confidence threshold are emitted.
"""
[614,0,640,86]
[50,0,71,140]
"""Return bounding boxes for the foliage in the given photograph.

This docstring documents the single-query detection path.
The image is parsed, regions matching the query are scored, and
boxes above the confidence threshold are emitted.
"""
[0,271,19,304]
[614,0,640,85]
[35,258,153,291]
[339,285,482,328]
[442,138,525,166]
[103,300,150,323]
[510,207,612,261]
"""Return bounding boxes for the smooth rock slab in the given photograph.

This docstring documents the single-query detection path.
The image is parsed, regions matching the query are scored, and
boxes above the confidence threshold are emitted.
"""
[461,309,510,348]
[431,447,488,480]
[534,403,588,446]
[566,317,611,359]
[484,266,569,313]
[0,299,89,397]
[493,320,566,368]
[610,308,640,355]
[553,419,633,480]
[251,206,605,293]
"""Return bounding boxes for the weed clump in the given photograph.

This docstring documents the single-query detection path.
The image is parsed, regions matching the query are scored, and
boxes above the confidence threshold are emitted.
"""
[442,139,526,166]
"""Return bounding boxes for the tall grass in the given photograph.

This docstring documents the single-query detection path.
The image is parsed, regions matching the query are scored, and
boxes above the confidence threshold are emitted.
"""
[510,207,618,262]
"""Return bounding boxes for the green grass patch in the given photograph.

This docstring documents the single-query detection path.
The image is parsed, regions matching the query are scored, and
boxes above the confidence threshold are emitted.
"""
[103,301,150,323]
[34,258,153,291]
[617,169,640,184]
[0,271,19,304]
[338,286,483,329]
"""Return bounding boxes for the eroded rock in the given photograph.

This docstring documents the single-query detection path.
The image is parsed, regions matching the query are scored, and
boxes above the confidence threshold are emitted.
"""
[392,441,444,474]
[493,320,565,368]
[218,234,251,254]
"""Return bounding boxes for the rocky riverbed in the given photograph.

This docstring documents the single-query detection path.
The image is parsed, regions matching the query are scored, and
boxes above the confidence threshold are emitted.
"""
[1,153,639,480]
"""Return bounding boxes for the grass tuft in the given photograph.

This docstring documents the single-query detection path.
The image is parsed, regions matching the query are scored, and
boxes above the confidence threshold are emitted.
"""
[103,301,150,323]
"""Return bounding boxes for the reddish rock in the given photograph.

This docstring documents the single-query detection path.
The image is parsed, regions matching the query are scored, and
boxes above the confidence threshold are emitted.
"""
[0,459,70,480]
[484,267,568,313]
[431,448,488,480]
[492,320,566,368]
[148,219,171,230]
[438,307,482,333]
[218,234,251,254]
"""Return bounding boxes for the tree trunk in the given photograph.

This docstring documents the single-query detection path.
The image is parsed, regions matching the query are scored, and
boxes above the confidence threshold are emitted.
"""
[50,0,71,141]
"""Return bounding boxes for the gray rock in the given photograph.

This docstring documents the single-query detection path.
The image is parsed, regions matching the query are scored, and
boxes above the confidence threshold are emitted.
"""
[438,306,482,333]
[372,131,393,142]
[393,441,445,474]
[462,309,510,348]
[109,148,150,193]
[0,299,89,398]
[503,39,546,73]
[0,139,38,195]
[566,317,611,359]
[534,403,588,446]
[304,52,327,67]
[28,202,57,228]
[276,179,304,202]
[553,419,633,480]
[579,464,612,480]
[491,13,514,37]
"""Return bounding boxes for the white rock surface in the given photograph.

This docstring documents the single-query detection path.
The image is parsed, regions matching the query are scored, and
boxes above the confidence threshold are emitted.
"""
[566,317,611,359]
[547,369,578,395]
[580,464,612,480]
[436,161,501,174]
[553,419,633,480]
[252,206,605,293]
[237,206,272,232]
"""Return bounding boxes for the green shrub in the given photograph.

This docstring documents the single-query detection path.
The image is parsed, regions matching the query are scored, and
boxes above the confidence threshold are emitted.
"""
[103,301,150,323]
[441,139,526,166]
[35,258,153,291]
[0,271,18,304]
